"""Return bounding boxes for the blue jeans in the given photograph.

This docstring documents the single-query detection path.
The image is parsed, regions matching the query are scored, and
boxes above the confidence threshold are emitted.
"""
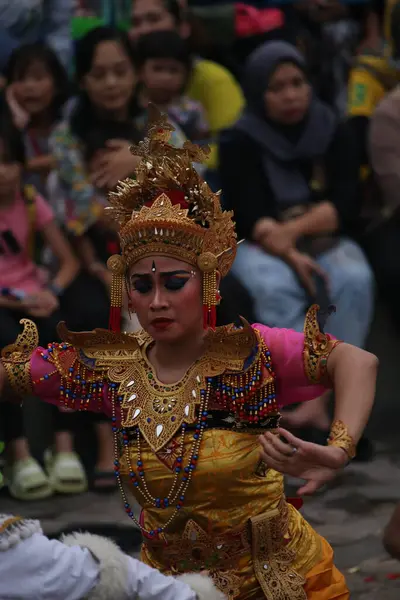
[231,238,374,347]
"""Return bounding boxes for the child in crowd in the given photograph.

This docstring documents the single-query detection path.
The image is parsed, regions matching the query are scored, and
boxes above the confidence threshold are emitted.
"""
[135,30,210,143]
[6,41,124,492]
[4,42,70,199]
[0,116,90,500]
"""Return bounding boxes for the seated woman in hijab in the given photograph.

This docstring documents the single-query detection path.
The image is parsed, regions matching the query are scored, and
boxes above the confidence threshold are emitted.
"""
[219,40,374,433]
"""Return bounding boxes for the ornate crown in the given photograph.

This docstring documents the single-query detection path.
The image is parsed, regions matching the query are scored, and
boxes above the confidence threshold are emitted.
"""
[105,105,237,331]
[106,106,237,276]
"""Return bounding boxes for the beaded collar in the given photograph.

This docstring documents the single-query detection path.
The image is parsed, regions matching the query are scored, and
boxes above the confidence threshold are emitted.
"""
[58,320,267,452]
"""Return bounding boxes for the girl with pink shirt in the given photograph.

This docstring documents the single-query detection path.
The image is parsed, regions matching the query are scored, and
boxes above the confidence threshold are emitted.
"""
[0,116,91,500]
[4,41,119,493]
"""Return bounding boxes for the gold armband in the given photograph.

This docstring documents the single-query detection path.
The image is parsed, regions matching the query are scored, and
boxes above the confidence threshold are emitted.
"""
[327,420,356,460]
[1,319,37,397]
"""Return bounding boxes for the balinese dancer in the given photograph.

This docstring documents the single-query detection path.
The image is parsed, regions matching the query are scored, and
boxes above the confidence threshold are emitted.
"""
[0,111,377,599]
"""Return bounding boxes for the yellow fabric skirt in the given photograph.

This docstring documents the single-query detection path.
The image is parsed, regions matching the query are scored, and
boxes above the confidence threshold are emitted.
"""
[303,536,349,600]
[142,531,349,599]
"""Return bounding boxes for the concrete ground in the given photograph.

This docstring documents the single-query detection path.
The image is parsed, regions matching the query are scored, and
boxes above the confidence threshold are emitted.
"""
[1,306,400,598]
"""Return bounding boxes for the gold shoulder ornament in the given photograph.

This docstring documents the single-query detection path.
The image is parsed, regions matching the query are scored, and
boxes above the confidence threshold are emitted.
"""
[302,304,342,384]
[1,319,38,396]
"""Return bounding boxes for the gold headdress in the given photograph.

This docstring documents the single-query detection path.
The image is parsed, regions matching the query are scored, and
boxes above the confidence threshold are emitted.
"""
[106,106,237,331]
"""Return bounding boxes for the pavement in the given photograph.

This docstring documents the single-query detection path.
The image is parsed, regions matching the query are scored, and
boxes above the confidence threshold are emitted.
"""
[1,306,400,598]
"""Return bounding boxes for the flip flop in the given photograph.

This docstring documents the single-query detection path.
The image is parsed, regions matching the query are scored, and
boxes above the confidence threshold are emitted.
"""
[5,457,52,501]
[45,450,88,495]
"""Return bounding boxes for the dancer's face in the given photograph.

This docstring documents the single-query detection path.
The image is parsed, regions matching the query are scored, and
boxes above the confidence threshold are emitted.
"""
[129,255,203,342]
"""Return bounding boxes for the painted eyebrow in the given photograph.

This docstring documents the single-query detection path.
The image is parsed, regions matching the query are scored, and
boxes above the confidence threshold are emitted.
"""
[131,270,192,277]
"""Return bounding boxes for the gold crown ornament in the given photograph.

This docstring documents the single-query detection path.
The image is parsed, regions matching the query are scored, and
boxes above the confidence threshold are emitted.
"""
[106,105,237,332]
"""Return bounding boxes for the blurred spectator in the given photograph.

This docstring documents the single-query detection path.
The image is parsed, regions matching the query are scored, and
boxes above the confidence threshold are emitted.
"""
[49,27,185,265]
[347,0,400,174]
[357,0,395,53]
[129,0,189,40]
[51,26,142,227]
[383,502,400,560]
[135,30,209,143]
[46,27,153,490]
[5,42,70,197]
[220,40,373,343]
[220,41,374,428]
[289,0,370,114]
[4,40,114,346]
[0,0,73,74]
[186,3,286,79]
[129,0,245,173]
[365,85,400,330]
[0,115,89,500]
[4,39,117,348]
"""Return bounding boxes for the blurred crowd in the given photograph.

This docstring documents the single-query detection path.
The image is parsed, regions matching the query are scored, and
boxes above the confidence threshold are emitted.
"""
[0,0,397,501]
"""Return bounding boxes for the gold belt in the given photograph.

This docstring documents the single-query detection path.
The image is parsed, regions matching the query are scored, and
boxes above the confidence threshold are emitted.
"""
[144,518,251,572]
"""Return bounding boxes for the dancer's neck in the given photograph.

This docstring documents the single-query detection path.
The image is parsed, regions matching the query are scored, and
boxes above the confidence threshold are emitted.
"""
[149,332,206,384]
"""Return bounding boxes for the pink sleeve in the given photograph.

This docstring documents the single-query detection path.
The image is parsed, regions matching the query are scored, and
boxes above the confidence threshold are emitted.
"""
[253,323,329,407]
[34,194,54,231]
[30,346,114,419]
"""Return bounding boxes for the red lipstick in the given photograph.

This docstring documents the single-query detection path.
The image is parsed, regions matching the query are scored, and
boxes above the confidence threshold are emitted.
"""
[151,318,174,330]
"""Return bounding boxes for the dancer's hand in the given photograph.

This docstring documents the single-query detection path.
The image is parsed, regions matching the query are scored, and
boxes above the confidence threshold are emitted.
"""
[259,428,347,495]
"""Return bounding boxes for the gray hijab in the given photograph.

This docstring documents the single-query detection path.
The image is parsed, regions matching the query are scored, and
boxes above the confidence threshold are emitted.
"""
[235,41,337,208]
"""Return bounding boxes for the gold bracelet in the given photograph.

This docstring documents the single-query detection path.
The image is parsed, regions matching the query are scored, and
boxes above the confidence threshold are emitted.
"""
[327,419,356,460]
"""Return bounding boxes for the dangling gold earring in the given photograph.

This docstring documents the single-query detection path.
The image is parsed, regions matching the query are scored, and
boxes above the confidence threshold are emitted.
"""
[127,299,135,320]
[125,276,135,320]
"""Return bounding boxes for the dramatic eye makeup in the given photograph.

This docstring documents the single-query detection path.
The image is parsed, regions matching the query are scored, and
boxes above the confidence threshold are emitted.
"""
[131,276,153,294]
[164,274,190,291]
[130,270,192,294]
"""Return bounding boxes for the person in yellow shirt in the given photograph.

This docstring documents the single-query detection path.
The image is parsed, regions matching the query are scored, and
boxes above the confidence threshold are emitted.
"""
[128,0,244,173]
[348,0,400,170]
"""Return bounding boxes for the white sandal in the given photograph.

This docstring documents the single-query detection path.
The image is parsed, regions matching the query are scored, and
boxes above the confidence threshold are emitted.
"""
[45,450,87,495]
[6,457,52,501]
